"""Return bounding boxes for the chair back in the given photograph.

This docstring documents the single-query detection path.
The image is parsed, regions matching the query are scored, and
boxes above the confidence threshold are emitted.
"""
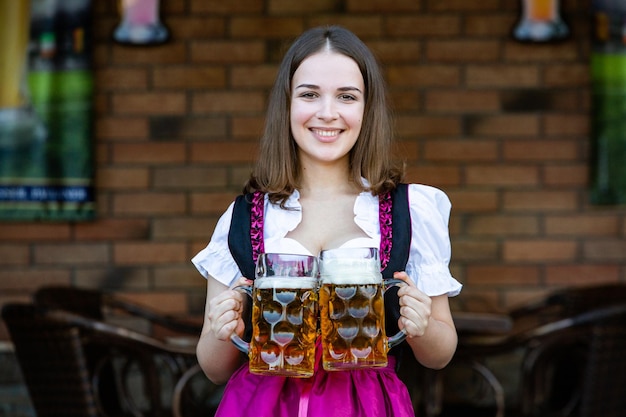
[2,303,101,417]
[578,315,626,417]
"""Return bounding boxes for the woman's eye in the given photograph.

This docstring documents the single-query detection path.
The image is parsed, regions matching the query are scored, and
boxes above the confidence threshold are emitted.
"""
[339,94,357,101]
[299,92,317,99]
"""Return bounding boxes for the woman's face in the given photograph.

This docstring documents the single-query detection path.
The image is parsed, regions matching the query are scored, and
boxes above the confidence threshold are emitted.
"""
[290,50,365,167]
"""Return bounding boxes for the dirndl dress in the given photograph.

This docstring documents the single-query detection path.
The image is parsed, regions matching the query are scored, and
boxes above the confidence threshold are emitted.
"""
[213,339,415,417]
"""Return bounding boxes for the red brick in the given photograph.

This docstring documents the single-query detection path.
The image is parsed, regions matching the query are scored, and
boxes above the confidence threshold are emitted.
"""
[386,65,460,88]
[584,241,626,262]
[503,240,577,262]
[112,43,188,65]
[0,224,71,242]
[153,67,227,89]
[191,192,239,214]
[466,265,540,285]
[466,166,539,187]
[190,0,263,13]
[447,191,499,212]
[96,68,148,91]
[0,270,71,291]
[347,0,422,12]
[154,267,205,289]
[112,143,186,164]
[466,216,539,236]
[230,17,304,38]
[97,167,150,190]
[368,41,422,64]
[426,40,501,62]
[0,245,29,266]
[231,65,279,88]
[425,90,500,112]
[34,244,110,265]
[386,16,461,37]
[96,117,149,140]
[464,15,516,37]
[404,166,461,187]
[308,16,384,38]
[231,116,266,139]
[153,218,219,239]
[190,142,259,163]
[74,219,149,240]
[114,243,187,265]
[504,42,580,62]
[451,240,499,261]
[466,65,539,88]
[112,93,187,115]
[396,116,462,137]
[113,193,187,215]
[544,115,589,136]
[503,140,578,162]
[503,191,578,211]
[543,64,589,87]
[153,167,229,189]
[424,140,498,162]
[166,16,226,39]
[192,91,265,114]
[546,265,621,285]
[467,115,540,136]
[426,0,500,11]
[544,165,588,187]
[545,215,620,237]
[191,41,266,64]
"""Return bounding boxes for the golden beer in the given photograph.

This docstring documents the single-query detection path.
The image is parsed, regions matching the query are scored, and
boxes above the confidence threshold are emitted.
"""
[320,274,389,370]
[248,277,318,377]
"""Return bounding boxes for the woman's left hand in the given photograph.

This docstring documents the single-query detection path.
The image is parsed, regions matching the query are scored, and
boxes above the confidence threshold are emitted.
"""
[393,271,432,338]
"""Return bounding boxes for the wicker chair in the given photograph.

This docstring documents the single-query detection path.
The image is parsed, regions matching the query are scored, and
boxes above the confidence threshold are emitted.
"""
[2,299,222,417]
[443,284,626,417]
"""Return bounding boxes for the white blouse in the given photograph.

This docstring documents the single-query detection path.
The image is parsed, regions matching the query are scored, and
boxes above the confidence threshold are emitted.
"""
[192,184,462,297]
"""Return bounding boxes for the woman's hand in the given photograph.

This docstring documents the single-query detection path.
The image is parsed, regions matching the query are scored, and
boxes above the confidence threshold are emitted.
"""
[393,271,432,338]
[207,277,251,341]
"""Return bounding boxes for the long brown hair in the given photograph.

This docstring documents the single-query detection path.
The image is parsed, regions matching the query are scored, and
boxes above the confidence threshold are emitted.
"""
[245,25,403,205]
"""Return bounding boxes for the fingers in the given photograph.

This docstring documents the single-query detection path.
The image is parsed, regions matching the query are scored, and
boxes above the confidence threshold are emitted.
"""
[393,271,431,338]
[208,278,251,341]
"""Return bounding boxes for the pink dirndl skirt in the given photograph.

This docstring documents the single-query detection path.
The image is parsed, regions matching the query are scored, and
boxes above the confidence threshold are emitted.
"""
[214,342,415,417]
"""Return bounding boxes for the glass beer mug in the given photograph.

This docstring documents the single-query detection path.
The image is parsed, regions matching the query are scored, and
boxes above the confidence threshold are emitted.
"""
[231,253,319,377]
[319,247,407,370]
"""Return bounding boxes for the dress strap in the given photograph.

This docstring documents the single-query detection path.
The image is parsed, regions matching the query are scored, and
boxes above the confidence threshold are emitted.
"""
[250,191,265,264]
[378,191,393,270]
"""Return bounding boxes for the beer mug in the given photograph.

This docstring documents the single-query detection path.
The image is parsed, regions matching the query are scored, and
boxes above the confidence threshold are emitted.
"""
[230,253,319,378]
[319,247,406,370]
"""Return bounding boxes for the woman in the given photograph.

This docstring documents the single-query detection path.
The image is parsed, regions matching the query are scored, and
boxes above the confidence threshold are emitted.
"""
[192,25,462,417]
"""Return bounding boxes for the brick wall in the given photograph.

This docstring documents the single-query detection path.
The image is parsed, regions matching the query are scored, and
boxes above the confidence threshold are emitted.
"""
[1,0,625,339]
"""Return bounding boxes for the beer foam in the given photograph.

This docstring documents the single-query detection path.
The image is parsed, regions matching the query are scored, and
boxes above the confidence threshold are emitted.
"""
[319,259,381,284]
[255,276,318,289]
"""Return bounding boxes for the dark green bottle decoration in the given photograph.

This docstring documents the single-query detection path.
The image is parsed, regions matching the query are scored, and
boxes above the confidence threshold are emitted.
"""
[590,0,626,205]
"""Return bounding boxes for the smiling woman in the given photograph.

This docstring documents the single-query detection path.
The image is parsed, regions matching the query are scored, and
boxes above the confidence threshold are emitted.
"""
[192,25,462,417]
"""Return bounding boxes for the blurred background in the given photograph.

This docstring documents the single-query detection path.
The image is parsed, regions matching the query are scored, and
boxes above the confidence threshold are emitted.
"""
[1,1,625,416]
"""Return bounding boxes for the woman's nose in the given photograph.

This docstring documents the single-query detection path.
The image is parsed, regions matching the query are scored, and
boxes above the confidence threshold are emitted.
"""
[316,97,338,120]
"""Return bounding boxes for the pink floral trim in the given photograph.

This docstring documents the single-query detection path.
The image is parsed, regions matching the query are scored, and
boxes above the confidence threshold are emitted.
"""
[250,190,393,270]
[378,191,392,270]
[251,191,265,263]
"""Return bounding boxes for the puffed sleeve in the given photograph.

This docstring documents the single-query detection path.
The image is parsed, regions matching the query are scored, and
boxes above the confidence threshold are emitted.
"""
[406,184,462,297]
[191,202,242,286]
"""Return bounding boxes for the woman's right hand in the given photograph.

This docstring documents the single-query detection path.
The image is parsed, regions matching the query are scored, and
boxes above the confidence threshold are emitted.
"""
[207,277,252,341]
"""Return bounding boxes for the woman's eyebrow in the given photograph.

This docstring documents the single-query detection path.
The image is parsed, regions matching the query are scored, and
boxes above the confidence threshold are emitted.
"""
[295,84,362,94]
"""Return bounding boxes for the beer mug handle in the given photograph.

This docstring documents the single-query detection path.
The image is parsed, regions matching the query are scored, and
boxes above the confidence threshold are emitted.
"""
[229,284,252,354]
[382,278,408,349]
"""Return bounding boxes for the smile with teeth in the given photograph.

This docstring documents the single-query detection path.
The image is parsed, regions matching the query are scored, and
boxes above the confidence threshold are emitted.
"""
[312,129,341,137]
